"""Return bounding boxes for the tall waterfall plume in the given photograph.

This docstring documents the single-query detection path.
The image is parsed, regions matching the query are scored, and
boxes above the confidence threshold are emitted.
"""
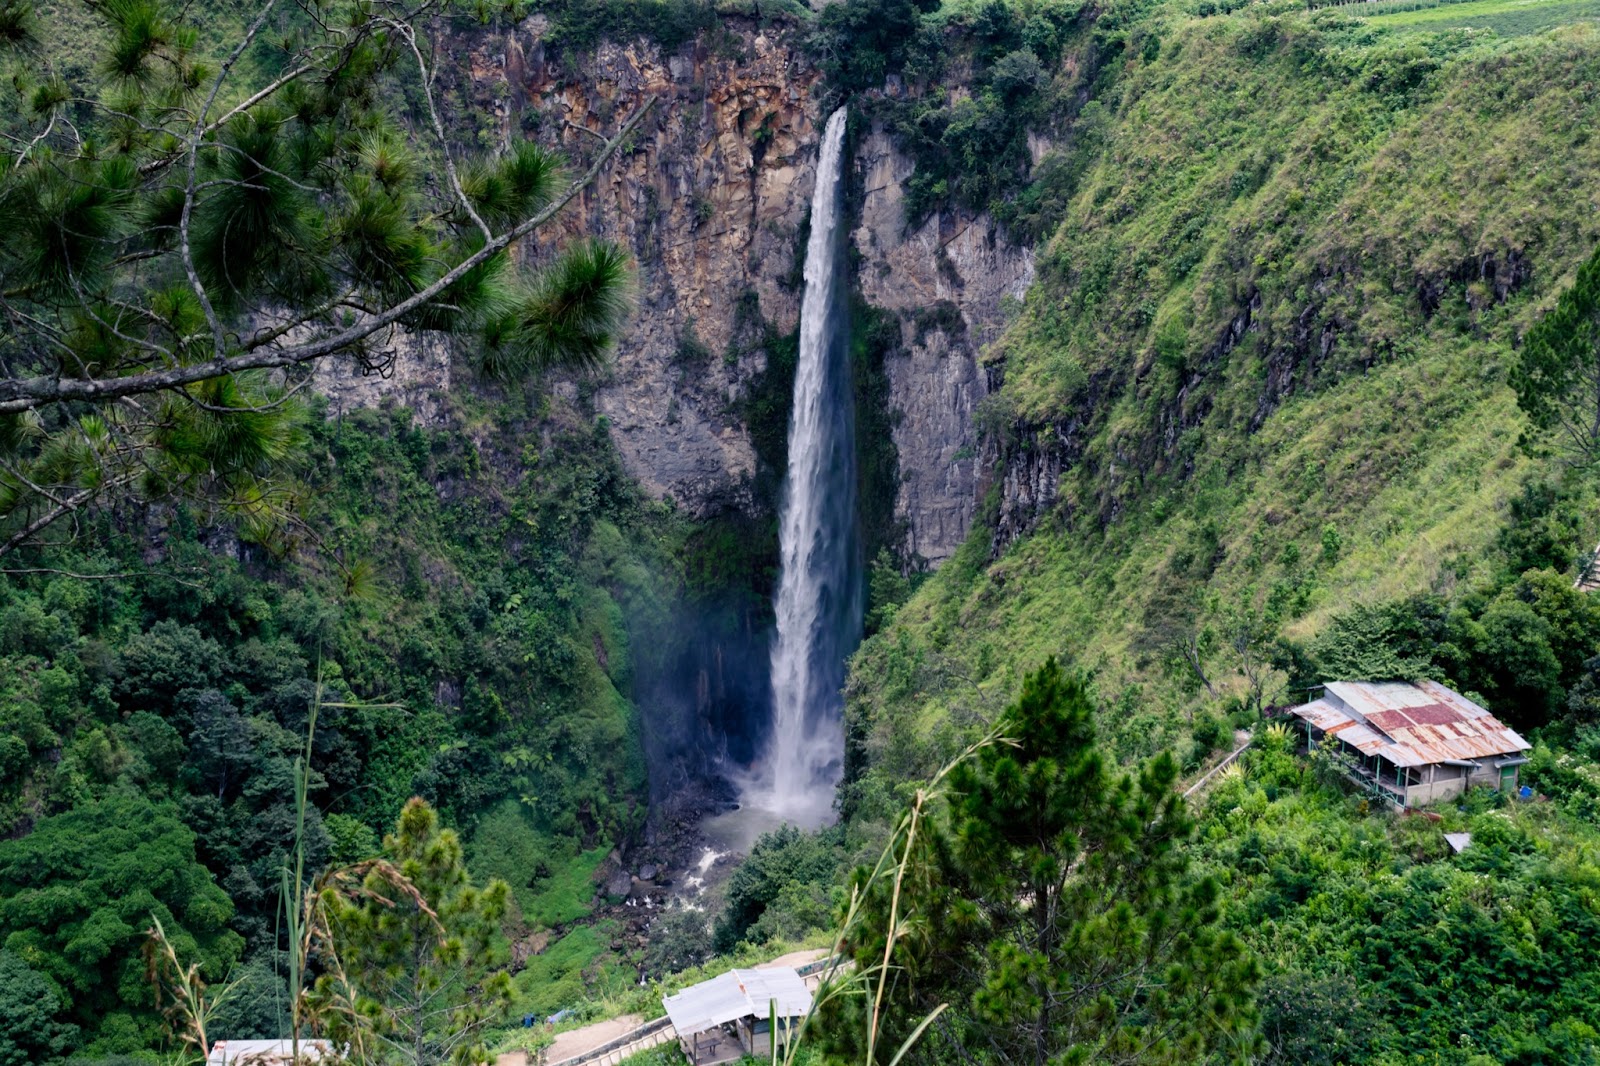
[747,106,860,827]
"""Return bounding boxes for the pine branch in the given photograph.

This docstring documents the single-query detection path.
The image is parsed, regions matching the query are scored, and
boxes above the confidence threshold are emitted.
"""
[0,95,658,414]
[0,477,132,559]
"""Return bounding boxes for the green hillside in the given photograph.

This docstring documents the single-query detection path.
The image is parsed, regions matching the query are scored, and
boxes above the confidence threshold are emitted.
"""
[822,10,1600,1063]
[845,8,1600,803]
[0,390,681,1055]
[1364,0,1600,36]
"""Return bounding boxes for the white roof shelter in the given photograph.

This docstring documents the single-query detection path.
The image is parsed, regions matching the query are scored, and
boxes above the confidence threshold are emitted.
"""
[662,966,812,1036]
[206,1039,333,1065]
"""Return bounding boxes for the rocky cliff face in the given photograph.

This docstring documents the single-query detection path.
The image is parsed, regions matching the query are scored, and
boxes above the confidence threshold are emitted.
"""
[853,124,1033,563]
[483,16,822,516]
[335,16,1034,563]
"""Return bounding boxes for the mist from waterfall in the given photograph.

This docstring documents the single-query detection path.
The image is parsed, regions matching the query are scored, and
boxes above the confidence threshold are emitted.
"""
[741,106,859,829]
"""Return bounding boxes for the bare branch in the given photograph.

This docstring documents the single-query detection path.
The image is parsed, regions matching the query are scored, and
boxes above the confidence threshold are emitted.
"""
[1,566,205,587]
[392,18,491,241]
[0,481,123,560]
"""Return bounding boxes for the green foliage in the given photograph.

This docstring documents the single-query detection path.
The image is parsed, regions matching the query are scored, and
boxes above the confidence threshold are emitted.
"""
[316,798,513,1066]
[0,0,639,558]
[849,300,907,564]
[818,660,1261,1065]
[1254,971,1389,1064]
[1307,597,1449,683]
[640,906,714,978]
[1300,568,1600,728]
[0,950,77,1066]
[846,6,1600,808]
[529,0,718,52]
[1515,242,1600,466]
[1193,708,1232,753]
[1364,0,1600,36]
[508,924,624,1019]
[0,388,694,1056]
[466,800,551,923]
[1198,766,1600,1064]
[480,240,638,380]
[324,813,380,865]
[865,547,920,634]
[1500,478,1588,575]
[526,843,611,929]
[712,824,838,951]
[807,0,940,98]
[205,958,289,1043]
[813,0,1089,219]
[0,793,242,1047]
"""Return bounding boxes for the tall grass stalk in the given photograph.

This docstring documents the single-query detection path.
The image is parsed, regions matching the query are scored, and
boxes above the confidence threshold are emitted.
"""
[147,914,240,1065]
[773,729,1006,1066]
[279,669,323,1064]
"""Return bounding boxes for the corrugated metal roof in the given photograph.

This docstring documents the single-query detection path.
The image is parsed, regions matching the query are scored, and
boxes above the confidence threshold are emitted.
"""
[735,967,812,1019]
[1293,681,1529,769]
[1295,700,1348,732]
[662,967,811,1036]
[207,1041,332,1065]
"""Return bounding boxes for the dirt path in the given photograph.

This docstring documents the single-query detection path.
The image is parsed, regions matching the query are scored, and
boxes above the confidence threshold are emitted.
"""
[547,1015,644,1061]
[756,948,827,971]
[495,1014,644,1066]
[1181,731,1253,799]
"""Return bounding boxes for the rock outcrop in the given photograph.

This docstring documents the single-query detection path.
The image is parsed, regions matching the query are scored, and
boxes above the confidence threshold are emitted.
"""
[476,16,824,516]
[312,330,453,425]
[853,124,1033,564]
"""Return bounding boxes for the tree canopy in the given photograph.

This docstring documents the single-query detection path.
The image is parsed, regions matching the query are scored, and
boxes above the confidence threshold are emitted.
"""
[1514,244,1600,466]
[0,949,78,1066]
[314,797,513,1066]
[0,791,241,1051]
[816,659,1261,1066]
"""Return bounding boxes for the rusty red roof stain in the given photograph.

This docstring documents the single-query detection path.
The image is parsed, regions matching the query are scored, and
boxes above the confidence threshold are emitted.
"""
[1403,703,1465,726]
[1365,709,1417,735]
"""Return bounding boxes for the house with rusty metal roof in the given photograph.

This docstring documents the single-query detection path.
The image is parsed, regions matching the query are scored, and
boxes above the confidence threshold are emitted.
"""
[1288,681,1530,808]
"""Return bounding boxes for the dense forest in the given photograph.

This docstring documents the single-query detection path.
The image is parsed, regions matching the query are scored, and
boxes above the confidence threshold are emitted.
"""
[5,0,1600,1063]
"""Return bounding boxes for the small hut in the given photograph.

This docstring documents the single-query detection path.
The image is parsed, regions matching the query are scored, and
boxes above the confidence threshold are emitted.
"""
[1289,681,1530,808]
[205,1040,333,1065]
[662,966,812,1065]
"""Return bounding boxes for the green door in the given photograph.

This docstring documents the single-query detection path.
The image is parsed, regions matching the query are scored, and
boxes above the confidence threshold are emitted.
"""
[1500,766,1517,792]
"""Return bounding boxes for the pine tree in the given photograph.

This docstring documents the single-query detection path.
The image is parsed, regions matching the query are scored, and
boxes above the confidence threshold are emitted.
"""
[0,0,648,558]
[1513,244,1600,467]
[813,659,1261,1065]
[312,798,512,1066]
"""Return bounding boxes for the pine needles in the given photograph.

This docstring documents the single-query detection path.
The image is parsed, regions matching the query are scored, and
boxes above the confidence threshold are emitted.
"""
[0,0,653,559]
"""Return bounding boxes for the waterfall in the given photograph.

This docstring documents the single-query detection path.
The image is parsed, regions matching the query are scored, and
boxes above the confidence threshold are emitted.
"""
[746,106,859,827]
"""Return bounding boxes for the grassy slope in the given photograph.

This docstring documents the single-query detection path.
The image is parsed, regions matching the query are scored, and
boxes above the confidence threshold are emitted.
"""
[845,6,1600,808]
[1367,0,1600,34]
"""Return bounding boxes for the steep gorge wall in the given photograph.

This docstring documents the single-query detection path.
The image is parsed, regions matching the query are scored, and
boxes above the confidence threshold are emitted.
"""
[972,18,1600,560]
[854,124,1034,563]
[320,15,1034,565]
[487,18,816,515]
